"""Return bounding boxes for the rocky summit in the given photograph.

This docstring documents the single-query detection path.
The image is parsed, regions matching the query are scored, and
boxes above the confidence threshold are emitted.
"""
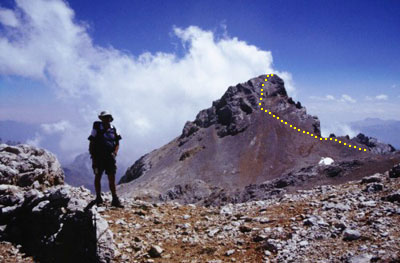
[117,74,400,204]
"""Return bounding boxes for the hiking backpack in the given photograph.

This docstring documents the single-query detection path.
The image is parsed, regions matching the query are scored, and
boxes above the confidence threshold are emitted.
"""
[88,121,121,155]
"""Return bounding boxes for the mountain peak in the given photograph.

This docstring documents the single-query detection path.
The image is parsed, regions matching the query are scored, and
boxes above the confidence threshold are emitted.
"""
[180,74,315,142]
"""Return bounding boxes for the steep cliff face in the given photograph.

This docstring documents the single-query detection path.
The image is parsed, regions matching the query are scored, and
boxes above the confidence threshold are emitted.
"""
[117,74,400,203]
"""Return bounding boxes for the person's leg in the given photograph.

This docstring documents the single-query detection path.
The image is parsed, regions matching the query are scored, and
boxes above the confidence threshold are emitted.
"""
[92,157,104,203]
[107,173,116,197]
[107,172,123,207]
[94,171,102,197]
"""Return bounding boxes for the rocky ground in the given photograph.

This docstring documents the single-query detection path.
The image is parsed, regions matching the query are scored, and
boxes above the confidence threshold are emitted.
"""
[97,165,400,263]
[1,143,400,262]
[0,241,34,262]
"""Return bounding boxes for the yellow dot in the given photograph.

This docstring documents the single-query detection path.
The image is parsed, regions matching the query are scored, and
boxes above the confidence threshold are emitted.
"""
[281,120,284,123]
[359,148,361,150]
[354,146,356,148]
[261,89,263,91]
[303,131,305,133]
[311,134,313,136]
[269,112,271,114]
[290,125,292,127]
[320,138,322,140]
[339,141,341,143]
[261,93,263,95]
[265,79,267,81]
[277,116,279,119]
[262,84,264,86]
[307,132,309,134]
[364,149,366,151]
[267,75,269,77]
[260,98,262,100]
[265,110,268,112]
[285,122,287,124]
[261,108,263,110]
[273,115,275,117]
[325,138,327,141]
[294,127,296,129]
[315,136,318,138]
[349,145,351,148]
[344,143,346,145]
[271,74,274,76]
[298,128,301,131]
[330,138,332,141]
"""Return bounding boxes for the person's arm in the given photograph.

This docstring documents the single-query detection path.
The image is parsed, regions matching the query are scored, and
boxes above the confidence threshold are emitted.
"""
[114,143,119,156]
[88,128,97,156]
[113,128,121,157]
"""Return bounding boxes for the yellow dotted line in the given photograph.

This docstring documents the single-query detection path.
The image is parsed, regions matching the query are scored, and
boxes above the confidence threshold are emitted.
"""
[259,74,368,152]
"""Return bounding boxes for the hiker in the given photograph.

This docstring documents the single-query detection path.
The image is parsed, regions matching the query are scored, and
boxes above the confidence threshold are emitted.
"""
[88,111,124,208]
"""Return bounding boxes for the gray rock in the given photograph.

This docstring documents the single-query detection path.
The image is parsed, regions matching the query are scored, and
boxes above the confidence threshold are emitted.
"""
[299,240,309,247]
[364,183,383,193]
[383,190,400,203]
[389,164,400,178]
[303,216,318,226]
[361,174,382,184]
[32,200,50,213]
[148,245,163,258]
[348,253,373,263]
[0,144,64,187]
[207,228,220,237]
[343,229,361,241]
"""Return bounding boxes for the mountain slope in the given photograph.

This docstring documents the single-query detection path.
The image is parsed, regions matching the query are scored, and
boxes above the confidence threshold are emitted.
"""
[117,74,400,202]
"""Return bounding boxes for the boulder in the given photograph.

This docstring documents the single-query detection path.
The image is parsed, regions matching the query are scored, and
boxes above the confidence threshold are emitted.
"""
[0,144,64,187]
[389,164,400,178]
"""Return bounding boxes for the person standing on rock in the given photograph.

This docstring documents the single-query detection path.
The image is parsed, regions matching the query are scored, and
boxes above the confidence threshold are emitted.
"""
[88,111,124,208]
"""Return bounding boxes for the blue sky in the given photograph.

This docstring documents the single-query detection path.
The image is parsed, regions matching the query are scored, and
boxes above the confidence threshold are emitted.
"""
[0,0,399,162]
[66,0,400,94]
[2,0,399,108]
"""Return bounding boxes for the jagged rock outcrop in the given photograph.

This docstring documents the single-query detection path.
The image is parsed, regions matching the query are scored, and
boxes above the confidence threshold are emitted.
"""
[0,144,115,263]
[118,74,400,203]
[354,133,396,154]
[0,144,64,187]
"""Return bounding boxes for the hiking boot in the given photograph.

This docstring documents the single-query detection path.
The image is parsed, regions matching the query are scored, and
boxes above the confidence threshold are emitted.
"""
[95,195,104,206]
[111,196,124,208]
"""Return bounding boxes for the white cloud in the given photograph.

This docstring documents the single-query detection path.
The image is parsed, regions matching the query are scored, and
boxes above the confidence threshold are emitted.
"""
[25,133,42,147]
[41,120,71,134]
[310,94,357,104]
[325,95,335,101]
[365,94,389,101]
[321,122,360,138]
[0,0,294,164]
[0,7,19,27]
[309,94,335,101]
[375,94,388,101]
[340,94,356,103]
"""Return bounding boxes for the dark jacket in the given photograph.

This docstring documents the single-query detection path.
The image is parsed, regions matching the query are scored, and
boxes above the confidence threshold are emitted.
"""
[88,121,122,158]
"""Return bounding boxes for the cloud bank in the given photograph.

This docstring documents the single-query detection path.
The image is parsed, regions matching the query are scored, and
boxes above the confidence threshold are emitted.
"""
[0,0,294,164]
